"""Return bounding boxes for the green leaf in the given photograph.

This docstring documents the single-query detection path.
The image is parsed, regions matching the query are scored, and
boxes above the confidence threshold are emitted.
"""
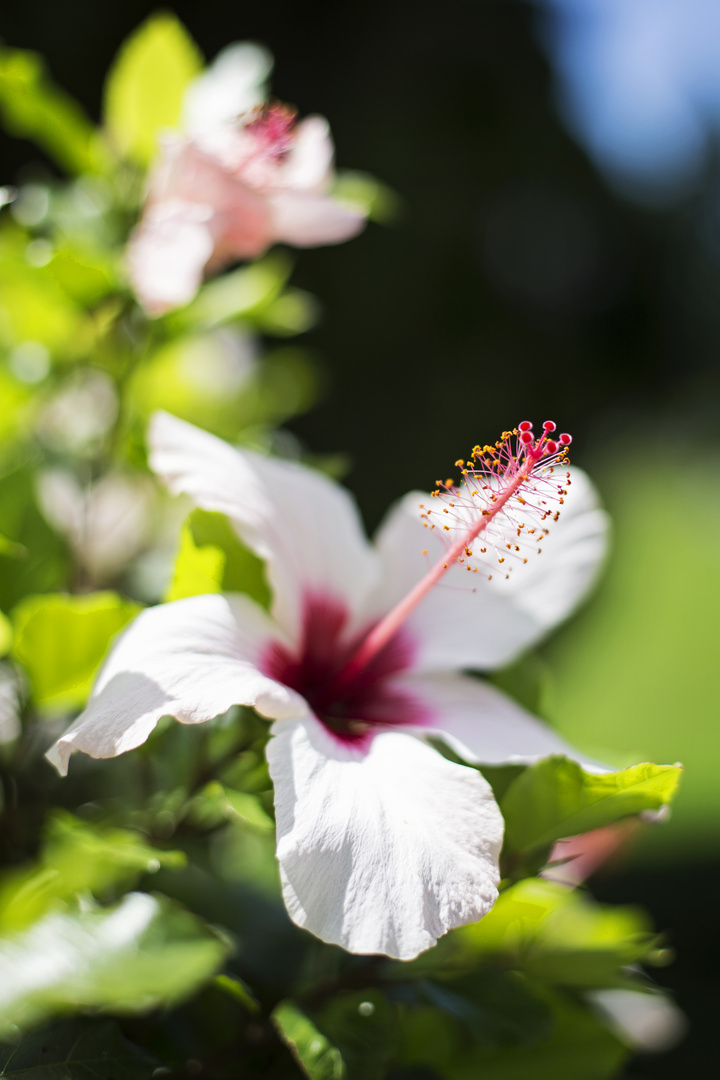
[501,756,683,855]
[103,13,203,165]
[273,1002,346,1080]
[167,509,270,608]
[447,991,628,1080]
[0,47,104,174]
[331,171,402,225]
[0,612,12,658]
[455,879,656,990]
[0,812,185,933]
[0,892,230,1037]
[0,1019,158,1079]
[171,255,293,331]
[213,974,260,1014]
[11,592,142,710]
[311,991,398,1080]
[489,652,551,718]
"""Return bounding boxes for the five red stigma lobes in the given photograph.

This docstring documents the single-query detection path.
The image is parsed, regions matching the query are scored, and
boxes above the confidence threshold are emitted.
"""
[419,420,572,581]
[264,421,573,745]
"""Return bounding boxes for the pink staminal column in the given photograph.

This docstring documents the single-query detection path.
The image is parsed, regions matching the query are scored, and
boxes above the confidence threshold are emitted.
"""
[329,420,572,698]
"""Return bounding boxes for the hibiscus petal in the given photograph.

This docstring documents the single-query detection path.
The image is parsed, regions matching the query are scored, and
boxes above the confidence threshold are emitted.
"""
[149,412,378,642]
[267,714,503,960]
[46,594,306,776]
[127,206,215,315]
[370,467,608,670]
[391,670,605,770]
[283,116,335,191]
[268,190,366,247]
[182,43,272,136]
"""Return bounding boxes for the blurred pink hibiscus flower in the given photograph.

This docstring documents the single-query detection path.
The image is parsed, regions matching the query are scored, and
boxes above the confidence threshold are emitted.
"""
[128,102,366,315]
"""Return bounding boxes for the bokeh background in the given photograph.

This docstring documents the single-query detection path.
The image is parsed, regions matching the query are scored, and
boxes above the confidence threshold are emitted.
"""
[2,0,719,1072]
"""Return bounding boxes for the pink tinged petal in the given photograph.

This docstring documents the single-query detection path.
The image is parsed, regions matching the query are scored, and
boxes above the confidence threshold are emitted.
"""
[267,714,503,960]
[370,467,609,672]
[46,594,307,777]
[149,413,378,644]
[127,207,214,315]
[130,138,273,313]
[283,116,335,191]
[394,671,606,771]
[268,190,366,247]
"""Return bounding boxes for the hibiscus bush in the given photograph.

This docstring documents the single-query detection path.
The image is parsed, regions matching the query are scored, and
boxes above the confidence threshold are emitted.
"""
[0,12,684,1080]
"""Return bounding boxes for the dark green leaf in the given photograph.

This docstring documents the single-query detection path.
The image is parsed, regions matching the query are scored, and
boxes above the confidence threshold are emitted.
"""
[0,1019,158,1079]
[313,990,398,1080]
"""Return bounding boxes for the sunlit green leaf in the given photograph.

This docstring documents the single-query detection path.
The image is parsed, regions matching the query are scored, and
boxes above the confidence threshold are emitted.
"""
[172,255,293,331]
[0,258,89,357]
[0,47,104,174]
[0,892,230,1037]
[0,1018,159,1079]
[167,508,270,608]
[103,13,203,165]
[0,612,12,658]
[46,247,116,304]
[213,974,261,1015]
[0,812,185,933]
[455,879,656,989]
[11,592,142,709]
[331,170,402,225]
[501,756,683,855]
[273,1002,346,1080]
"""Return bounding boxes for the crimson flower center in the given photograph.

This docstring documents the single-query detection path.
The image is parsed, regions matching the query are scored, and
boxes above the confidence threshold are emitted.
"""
[261,594,423,745]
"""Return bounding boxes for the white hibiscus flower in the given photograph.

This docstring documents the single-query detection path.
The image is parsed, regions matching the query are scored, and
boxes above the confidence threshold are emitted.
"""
[47,415,608,960]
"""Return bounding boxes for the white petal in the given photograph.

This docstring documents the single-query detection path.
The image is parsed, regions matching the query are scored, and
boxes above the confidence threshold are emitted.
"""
[283,116,335,191]
[269,190,366,247]
[46,594,306,776]
[149,412,378,641]
[392,670,605,770]
[370,468,608,671]
[588,989,687,1053]
[183,43,272,135]
[267,715,503,960]
[127,204,214,315]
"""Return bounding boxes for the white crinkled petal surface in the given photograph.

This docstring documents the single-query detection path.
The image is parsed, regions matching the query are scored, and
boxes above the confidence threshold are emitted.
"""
[267,713,504,960]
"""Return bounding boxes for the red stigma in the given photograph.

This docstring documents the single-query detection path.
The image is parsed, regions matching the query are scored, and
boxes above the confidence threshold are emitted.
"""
[520,431,534,445]
[518,421,533,432]
[543,420,556,433]
[544,439,558,454]
[560,433,572,446]
[245,103,297,156]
